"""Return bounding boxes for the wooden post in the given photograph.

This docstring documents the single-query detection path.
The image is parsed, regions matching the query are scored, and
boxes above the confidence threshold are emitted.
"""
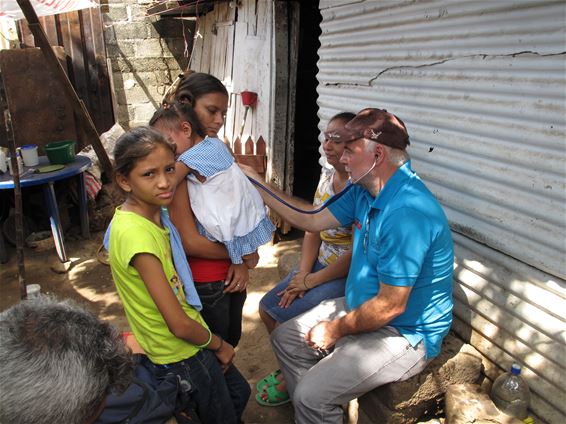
[15,0,113,179]
[3,110,26,300]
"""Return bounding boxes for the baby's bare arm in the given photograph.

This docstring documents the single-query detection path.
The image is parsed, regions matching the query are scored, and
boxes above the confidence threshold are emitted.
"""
[175,161,191,186]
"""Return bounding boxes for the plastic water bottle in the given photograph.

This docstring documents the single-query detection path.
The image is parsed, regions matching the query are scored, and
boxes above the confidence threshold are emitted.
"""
[490,363,531,419]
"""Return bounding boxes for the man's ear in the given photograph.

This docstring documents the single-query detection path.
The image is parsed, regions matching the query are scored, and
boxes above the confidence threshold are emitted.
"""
[115,173,131,193]
[373,142,384,161]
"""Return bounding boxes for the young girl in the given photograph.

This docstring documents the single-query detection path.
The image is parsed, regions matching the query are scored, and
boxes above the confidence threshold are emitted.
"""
[106,127,244,424]
[150,100,275,266]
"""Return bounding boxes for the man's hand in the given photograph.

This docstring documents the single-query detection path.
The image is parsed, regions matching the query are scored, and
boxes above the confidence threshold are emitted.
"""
[305,320,341,351]
[224,263,249,293]
[242,251,259,269]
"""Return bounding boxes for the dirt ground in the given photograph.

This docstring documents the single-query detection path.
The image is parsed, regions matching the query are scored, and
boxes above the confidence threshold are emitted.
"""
[0,229,304,424]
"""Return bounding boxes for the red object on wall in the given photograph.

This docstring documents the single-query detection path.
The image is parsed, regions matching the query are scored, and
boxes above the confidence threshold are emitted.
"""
[241,90,258,107]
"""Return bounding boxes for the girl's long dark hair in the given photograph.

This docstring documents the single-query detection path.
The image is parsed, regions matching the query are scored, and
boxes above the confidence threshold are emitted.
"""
[173,72,228,106]
[113,126,175,177]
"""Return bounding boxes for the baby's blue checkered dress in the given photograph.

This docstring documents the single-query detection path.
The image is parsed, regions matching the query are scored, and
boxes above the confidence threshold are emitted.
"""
[178,137,275,264]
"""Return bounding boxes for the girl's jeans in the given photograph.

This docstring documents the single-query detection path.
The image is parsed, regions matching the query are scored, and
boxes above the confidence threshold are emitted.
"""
[150,350,241,424]
[196,281,246,347]
[195,281,250,421]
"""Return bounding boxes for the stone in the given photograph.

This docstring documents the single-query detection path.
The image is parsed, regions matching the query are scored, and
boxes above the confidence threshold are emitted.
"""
[358,333,483,424]
[445,383,522,424]
[50,259,73,274]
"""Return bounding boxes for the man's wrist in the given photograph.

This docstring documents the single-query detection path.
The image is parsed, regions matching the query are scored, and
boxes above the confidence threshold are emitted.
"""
[332,317,346,339]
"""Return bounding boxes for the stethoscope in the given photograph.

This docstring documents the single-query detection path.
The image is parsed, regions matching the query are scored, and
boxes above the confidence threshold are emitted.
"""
[247,158,377,214]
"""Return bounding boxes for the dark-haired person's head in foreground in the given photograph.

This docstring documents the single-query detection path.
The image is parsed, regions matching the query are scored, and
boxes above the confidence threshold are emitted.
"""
[0,297,134,424]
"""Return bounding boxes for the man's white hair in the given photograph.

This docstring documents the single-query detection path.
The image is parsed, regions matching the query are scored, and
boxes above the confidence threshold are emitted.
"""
[363,139,409,167]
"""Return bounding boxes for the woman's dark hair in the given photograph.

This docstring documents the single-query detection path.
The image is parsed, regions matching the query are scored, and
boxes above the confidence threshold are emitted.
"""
[173,72,228,106]
[113,126,175,177]
[329,111,356,124]
[149,100,205,138]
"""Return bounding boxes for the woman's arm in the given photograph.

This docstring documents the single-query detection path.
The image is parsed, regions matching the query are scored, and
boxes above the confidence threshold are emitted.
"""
[168,179,230,259]
[132,253,234,367]
[303,249,351,289]
[279,249,352,308]
[298,231,322,273]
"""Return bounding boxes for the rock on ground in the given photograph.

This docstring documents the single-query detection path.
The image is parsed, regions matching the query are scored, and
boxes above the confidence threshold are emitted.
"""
[445,383,522,424]
[358,333,483,424]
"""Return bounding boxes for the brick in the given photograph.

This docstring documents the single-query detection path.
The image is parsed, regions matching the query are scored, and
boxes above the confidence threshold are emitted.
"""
[106,42,135,58]
[112,57,183,73]
[133,38,173,58]
[104,5,130,22]
[112,22,149,40]
[116,84,163,106]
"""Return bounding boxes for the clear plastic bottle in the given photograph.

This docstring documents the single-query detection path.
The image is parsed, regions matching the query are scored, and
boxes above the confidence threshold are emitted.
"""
[490,363,531,420]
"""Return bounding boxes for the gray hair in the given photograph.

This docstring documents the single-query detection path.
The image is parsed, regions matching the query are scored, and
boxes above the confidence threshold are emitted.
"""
[0,297,134,424]
[363,139,409,167]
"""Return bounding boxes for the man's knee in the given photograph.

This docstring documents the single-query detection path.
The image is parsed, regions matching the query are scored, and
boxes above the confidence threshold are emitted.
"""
[292,376,327,410]
[292,379,316,410]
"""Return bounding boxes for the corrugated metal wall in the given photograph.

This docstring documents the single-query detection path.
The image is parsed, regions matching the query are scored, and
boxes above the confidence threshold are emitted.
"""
[316,1,566,422]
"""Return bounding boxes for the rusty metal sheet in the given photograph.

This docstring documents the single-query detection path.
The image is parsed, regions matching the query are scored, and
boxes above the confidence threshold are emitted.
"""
[0,47,77,151]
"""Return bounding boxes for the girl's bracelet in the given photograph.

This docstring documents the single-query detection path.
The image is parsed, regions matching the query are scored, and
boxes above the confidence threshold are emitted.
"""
[195,328,212,349]
[303,273,311,290]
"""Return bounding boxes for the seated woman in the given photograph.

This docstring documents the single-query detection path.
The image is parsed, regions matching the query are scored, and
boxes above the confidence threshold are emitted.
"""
[256,112,355,406]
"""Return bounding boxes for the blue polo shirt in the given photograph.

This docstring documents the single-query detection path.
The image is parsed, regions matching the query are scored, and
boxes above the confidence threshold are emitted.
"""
[328,161,453,358]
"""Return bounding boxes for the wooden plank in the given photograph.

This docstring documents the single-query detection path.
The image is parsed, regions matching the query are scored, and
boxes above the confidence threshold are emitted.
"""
[234,154,266,178]
[233,136,241,155]
[256,136,266,155]
[0,48,77,150]
[16,0,112,178]
[40,15,58,46]
[244,136,253,154]
[16,19,34,47]
[80,7,114,133]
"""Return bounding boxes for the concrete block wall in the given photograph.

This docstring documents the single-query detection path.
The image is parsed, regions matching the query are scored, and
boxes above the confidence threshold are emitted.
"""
[102,0,195,129]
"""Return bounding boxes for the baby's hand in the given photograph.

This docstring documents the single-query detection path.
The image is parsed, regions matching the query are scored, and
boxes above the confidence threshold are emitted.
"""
[243,251,259,269]
[191,170,206,183]
[238,163,261,181]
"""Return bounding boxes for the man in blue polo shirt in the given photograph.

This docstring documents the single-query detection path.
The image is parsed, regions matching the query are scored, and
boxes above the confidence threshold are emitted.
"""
[245,108,453,424]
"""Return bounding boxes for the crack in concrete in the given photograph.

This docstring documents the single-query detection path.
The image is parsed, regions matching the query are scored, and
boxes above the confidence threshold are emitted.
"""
[324,50,566,87]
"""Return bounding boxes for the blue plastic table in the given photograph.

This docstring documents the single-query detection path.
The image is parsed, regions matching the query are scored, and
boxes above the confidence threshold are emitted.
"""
[0,155,92,263]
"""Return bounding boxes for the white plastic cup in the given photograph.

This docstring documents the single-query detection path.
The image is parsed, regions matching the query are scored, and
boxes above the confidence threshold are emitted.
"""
[26,284,41,299]
[20,144,39,167]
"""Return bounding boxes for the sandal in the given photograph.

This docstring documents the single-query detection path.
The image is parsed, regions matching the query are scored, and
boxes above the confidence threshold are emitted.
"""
[255,382,291,406]
[256,369,282,392]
